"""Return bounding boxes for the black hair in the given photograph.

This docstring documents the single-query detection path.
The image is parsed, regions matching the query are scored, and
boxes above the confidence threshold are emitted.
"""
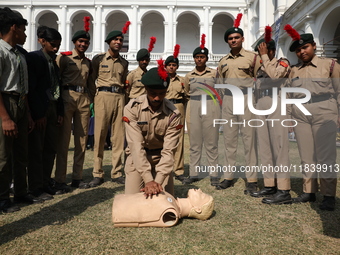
[0,7,27,35]
[37,25,49,39]
[40,27,62,42]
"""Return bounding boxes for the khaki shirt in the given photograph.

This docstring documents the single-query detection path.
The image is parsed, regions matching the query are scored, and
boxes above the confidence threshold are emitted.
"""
[184,67,217,96]
[165,74,185,100]
[89,50,128,89]
[127,66,146,99]
[288,55,340,108]
[56,49,95,100]
[217,47,261,88]
[124,94,181,185]
[255,55,290,90]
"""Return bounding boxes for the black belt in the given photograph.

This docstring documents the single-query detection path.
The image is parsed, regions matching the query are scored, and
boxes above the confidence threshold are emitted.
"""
[190,95,216,100]
[305,94,332,104]
[98,86,124,94]
[168,99,183,104]
[258,88,280,99]
[225,87,251,96]
[144,147,163,152]
[2,91,20,97]
[64,85,88,93]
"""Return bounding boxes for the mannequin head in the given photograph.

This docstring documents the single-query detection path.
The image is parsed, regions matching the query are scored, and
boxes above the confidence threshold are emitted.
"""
[187,189,214,220]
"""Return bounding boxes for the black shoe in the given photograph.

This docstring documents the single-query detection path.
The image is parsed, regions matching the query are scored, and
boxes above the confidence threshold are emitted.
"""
[292,193,316,203]
[89,177,104,187]
[71,180,90,189]
[36,192,54,201]
[210,177,220,187]
[182,176,200,185]
[111,176,125,184]
[262,190,292,204]
[244,182,258,195]
[0,199,21,213]
[319,196,335,211]
[251,187,277,197]
[14,194,44,204]
[44,185,56,195]
[175,175,186,182]
[54,182,71,195]
[216,179,234,190]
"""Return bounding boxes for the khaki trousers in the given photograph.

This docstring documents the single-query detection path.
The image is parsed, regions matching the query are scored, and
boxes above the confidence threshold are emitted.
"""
[93,91,125,179]
[221,94,258,182]
[124,152,174,196]
[292,98,338,196]
[172,102,185,176]
[55,90,90,183]
[256,96,290,190]
[0,94,28,200]
[186,99,220,178]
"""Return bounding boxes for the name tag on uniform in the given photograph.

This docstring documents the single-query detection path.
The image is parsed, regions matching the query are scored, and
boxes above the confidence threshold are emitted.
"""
[137,79,141,82]
[292,76,299,82]
[189,78,195,81]
[221,63,228,68]
[68,62,76,66]
[101,65,109,68]
[137,121,148,125]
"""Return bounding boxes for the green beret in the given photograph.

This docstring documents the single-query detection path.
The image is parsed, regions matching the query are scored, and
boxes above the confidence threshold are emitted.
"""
[224,27,244,43]
[193,47,209,57]
[72,30,90,42]
[141,67,170,89]
[289,33,314,52]
[254,39,276,51]
[165,55,179,66]
[105,30,123,43]
[136,48,150,61]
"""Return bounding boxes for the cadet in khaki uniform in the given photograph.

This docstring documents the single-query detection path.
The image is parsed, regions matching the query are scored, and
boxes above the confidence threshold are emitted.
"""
[123,67,182,196]
[216,14,261,194]
[88,25,129,187]
[54,23,95,192]
[183,40,221,186]
[250,36,292,204]
[126,48,150,99]
[164,48,186,182]
[285,26,339,211]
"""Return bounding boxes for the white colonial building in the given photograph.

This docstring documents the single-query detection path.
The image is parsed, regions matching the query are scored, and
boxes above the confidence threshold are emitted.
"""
[2,0,340,74]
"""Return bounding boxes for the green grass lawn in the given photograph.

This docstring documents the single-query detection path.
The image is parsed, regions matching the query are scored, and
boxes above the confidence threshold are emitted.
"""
[1,134,340,254]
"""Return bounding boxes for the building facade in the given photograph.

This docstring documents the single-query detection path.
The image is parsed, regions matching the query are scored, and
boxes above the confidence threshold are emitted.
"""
[3,0,340,74]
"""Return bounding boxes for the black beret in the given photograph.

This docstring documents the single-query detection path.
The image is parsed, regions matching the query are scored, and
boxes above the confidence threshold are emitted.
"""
[224,27,244,43]
[105,30,123,43]
[136,48,150,61]
[165,55,179,66]
[193,47,209,57]
[289,33,314,52]
[72,30,90,42]
[254,39,276,51]
[141,67,170,89]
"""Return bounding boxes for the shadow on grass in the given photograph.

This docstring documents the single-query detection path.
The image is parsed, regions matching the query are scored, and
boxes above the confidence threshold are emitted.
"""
[0,186,123,245]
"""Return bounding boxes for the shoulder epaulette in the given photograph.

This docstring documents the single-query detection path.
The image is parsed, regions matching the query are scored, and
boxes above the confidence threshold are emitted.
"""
[60,51,73,56]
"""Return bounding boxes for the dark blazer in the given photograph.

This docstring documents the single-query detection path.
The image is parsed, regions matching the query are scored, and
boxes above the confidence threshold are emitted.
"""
[26,49,64,120]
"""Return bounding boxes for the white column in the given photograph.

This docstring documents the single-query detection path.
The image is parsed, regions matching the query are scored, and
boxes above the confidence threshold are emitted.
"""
[31,22,37,50]
[203,6,210,37]
[137,21,142,52]
[24,5,32,51]
[59,5,67,52]
[94,5,102,54]
[166,5,174,53]
[129,5,139,57]
[66,21,72,50]
[304,15,314,34]
[258,0,267,33]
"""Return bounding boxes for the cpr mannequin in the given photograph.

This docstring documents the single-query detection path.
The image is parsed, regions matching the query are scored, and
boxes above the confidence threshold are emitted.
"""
[112,189,214,227]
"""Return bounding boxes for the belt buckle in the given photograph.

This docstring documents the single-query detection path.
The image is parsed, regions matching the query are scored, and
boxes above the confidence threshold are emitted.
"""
[76,86,84,93]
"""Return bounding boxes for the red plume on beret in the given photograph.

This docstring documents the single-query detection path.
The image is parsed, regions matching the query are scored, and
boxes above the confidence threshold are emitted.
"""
[200,34,206,49]
[173,44,180,59]
[157,59,168,81]
[122,21,131,34]
[148,36,156,52]
[83,16,90,32]
[234,13,243,28]
[284,24,300,41]
[264,25,272,43]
